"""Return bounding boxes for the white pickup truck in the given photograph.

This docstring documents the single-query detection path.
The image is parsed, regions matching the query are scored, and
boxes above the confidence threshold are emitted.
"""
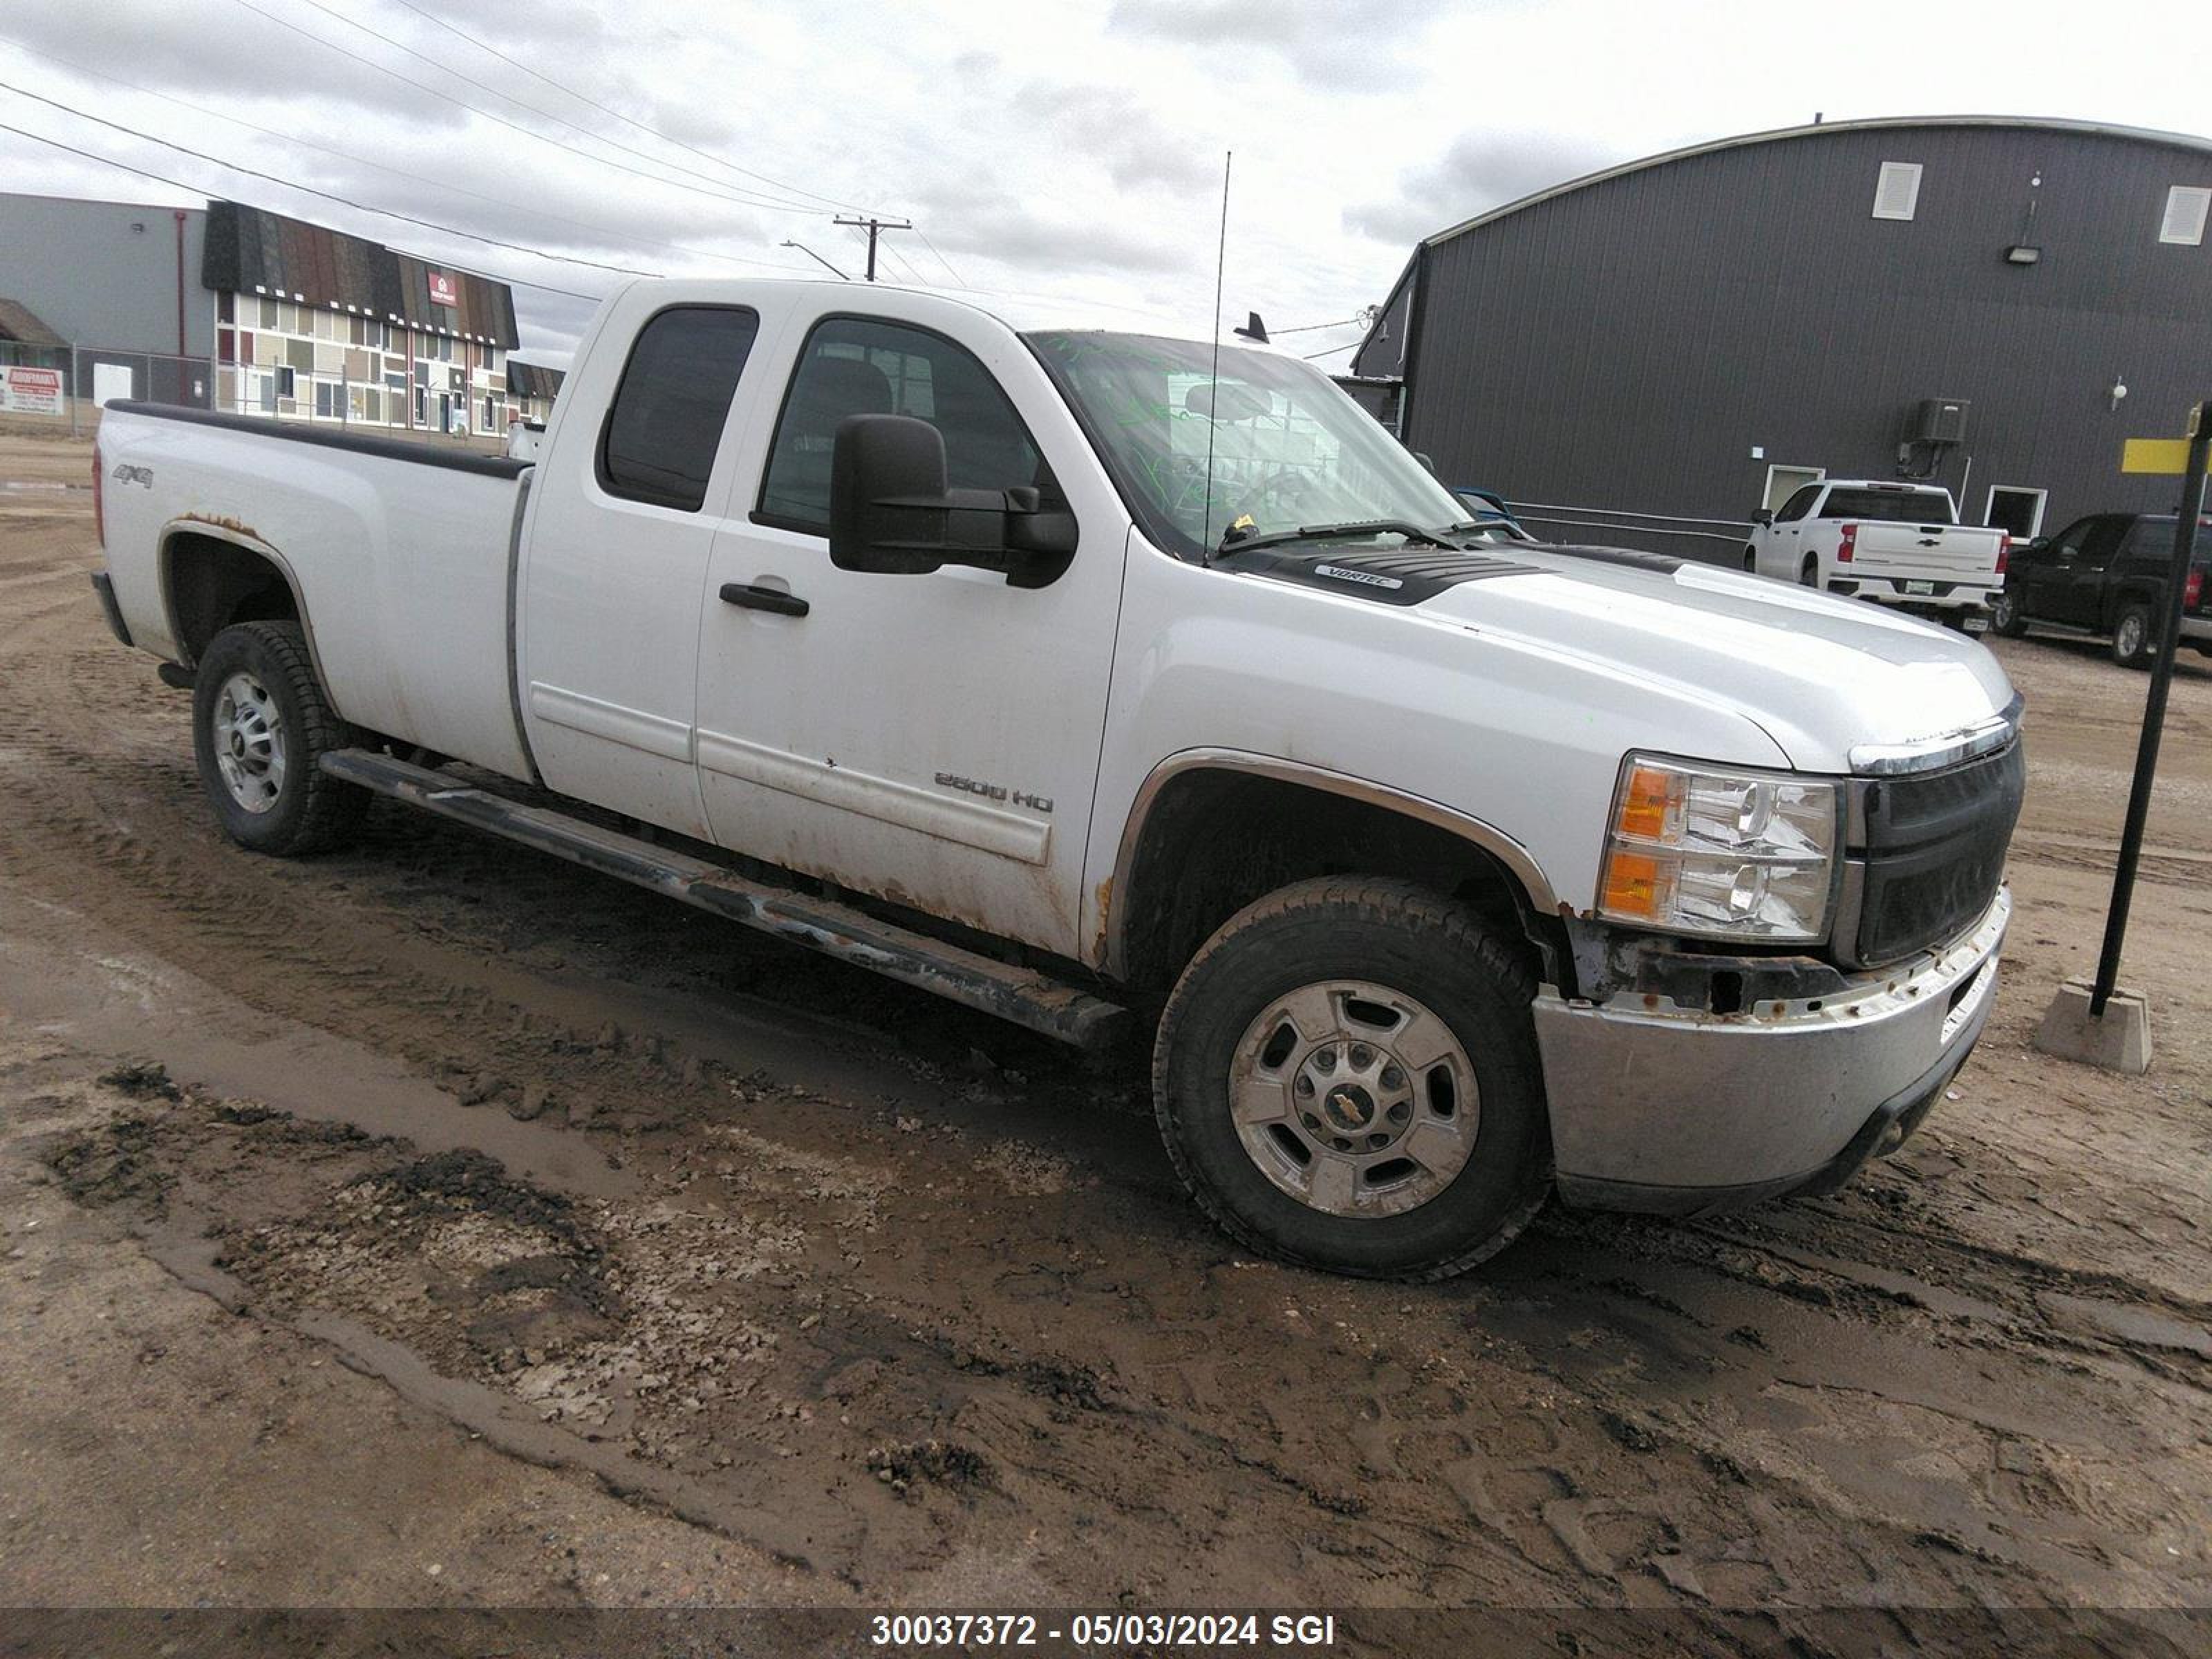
[1746,479,2009,623]
[88,279,2025,1279]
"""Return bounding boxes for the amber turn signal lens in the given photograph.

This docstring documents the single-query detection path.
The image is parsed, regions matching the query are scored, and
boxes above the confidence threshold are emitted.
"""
[1614,765,1674,843]
[1600,850,1662,918]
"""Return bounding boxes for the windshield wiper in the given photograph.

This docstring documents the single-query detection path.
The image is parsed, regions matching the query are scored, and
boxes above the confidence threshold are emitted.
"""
[1218,518,1459,556]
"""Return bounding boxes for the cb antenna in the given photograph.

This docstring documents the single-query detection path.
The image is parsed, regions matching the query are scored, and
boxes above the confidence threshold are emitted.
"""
[1200,149,1231,567]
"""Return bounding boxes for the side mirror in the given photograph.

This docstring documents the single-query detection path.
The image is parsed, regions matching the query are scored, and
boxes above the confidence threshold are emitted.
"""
[829,414,1076,586]
[1750,508,1774,527]
[1413,450,1440,478]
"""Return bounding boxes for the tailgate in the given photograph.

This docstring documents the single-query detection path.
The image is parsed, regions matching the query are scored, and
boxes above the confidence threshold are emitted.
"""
[1848,523,2003,580]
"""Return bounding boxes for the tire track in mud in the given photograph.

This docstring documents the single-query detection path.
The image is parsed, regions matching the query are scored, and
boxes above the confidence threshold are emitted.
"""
[6,505,2209,1613]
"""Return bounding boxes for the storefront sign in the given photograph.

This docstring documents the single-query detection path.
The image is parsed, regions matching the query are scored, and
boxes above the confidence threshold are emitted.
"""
[427,271,459,309]
[0,365,63,415]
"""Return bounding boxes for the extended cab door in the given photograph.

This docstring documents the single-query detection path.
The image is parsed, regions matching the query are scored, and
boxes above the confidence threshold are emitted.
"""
[2046,514,2128,627]
[518,298,765,838]
[693,299,1127,958]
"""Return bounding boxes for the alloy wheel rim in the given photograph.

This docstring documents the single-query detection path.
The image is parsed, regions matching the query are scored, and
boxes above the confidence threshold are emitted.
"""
[2119,616,2144,656]
[1228,980,1480,1217]
[211,671,286,814]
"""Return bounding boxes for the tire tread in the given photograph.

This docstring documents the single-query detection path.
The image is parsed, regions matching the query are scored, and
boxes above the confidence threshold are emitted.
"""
[1150,876,1550,1282]
[198,620,368,855]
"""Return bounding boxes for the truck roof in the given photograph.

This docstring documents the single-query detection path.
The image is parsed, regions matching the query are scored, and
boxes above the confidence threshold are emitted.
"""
[601,275,1286,357]
[1817,480,1951,493]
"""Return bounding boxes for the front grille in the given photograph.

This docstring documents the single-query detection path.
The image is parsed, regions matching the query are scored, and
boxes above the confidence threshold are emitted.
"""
[1853,739,2025,965]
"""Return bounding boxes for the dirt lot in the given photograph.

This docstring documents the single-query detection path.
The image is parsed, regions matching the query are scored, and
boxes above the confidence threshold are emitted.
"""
[1,431,2206,1647]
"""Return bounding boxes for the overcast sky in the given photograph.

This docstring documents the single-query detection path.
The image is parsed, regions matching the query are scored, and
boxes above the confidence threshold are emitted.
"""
[1,0,2203,362]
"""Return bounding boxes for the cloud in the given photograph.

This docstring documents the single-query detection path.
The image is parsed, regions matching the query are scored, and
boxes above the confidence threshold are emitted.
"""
[911,182,1193,279]
[1342,128,1620,245]
[4,0,473,131]
[1006,82,1215,195]
[1107,0,1458,88]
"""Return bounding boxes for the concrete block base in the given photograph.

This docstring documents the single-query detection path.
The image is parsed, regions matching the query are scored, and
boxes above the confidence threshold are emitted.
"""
[2033,980,2152,1075]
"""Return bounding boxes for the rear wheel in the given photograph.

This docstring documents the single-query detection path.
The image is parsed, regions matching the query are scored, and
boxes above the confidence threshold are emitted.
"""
[2111,603,2155,668]
[1151,877,1550,1280]
[192,621,369,854]
[1800,555,1819,588]
[1989,589,2027,637]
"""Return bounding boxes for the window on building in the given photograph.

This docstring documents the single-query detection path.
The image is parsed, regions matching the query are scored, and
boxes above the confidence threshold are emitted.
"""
[758,316,1047,534]
[276,365,296,399]
[218,292,234,324]
[1872,161,1922,221]
[598,305,762,512]
[2159,185,2211,245]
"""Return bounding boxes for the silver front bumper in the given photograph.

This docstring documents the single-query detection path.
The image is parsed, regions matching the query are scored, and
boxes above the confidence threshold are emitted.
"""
[1533,886,2009,1207]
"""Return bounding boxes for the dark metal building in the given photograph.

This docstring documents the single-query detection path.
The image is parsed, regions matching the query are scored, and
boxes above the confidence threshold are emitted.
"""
[1350,116,2212,559]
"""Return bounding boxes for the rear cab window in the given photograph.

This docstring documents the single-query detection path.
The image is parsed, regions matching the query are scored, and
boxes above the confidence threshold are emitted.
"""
[754,315,1060,536]
[1819,487,1955,524]
[597,306,762,512]
[1775,485,1821,523]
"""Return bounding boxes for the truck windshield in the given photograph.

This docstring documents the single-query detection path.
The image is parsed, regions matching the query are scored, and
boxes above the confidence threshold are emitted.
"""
[1025,330,1465,559]
[1820,488,1956,524]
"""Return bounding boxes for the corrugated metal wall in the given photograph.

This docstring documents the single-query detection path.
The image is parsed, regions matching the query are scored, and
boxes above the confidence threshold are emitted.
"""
[0,194,212,358]
[1391,122,2212,559]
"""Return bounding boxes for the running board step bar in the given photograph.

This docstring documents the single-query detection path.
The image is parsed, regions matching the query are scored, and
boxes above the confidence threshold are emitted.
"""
[319,749,1130,1052]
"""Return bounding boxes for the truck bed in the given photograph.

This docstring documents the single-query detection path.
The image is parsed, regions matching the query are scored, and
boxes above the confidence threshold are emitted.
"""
[97,401,536,780]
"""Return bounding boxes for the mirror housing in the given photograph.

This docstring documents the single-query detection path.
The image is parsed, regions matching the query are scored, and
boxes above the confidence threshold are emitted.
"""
[1750,508,1774,527]
[829,414,1075,587]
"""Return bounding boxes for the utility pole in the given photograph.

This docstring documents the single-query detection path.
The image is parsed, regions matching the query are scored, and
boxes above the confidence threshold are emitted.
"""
[833,215,912,282]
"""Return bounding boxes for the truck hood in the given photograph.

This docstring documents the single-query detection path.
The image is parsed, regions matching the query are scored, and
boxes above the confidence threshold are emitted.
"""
[1414,546,2018,773]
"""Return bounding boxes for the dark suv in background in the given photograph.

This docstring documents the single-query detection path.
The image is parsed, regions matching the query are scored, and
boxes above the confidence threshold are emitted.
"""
[1992,512,2211,667]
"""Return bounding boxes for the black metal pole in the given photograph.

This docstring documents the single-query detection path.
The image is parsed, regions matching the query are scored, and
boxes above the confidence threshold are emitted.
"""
[2088,420,2210,1016]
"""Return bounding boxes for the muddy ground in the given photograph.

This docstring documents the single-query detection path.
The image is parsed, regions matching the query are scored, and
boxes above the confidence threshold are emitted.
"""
[1,431,2206,1648]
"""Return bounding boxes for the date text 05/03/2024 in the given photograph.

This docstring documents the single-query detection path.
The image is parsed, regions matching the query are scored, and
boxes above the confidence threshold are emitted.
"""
[870,1613,1339,1648]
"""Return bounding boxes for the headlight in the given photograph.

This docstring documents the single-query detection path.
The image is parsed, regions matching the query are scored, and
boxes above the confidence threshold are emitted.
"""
[1596,755,1839,943]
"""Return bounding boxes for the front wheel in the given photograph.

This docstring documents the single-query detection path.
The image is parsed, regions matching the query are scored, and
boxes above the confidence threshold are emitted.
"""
[192,621,369,854]
[1742,545,1759,574]
[1990,590,2027,637]
[2111,603,2155,668]
[1151,877,1550,1280]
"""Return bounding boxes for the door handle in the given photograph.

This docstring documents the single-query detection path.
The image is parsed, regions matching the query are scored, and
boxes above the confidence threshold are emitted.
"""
[720,581,808,617]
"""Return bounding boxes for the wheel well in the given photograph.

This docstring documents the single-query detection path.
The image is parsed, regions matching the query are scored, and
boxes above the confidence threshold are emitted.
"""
[165,532,301,665]
[1115,769,1563,994]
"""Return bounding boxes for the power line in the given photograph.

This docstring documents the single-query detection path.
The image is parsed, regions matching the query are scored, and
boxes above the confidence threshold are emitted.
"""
[1272,317,1363,335]
[224,0,829,219]
[0,116,598,300]
[0,81,674,280]
[914,226,969,289]
[1301,341,1362,360]
[283,0,830,216]
[0,38,804,276]
[377,0,868,215]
